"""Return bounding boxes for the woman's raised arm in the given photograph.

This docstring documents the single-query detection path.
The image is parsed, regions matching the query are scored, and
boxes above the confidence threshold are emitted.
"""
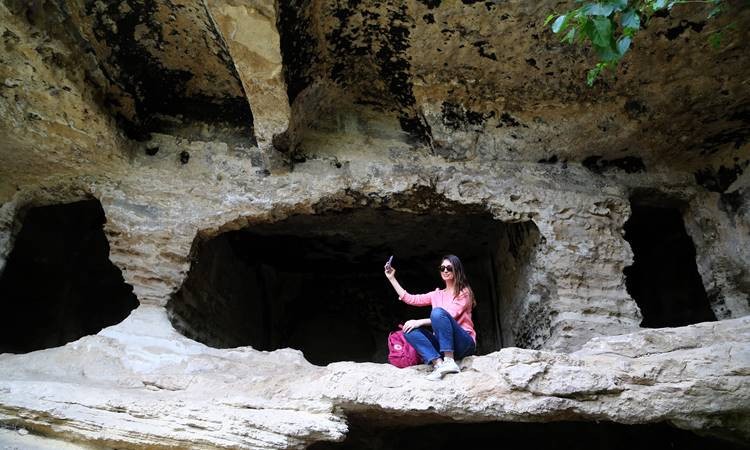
[385,264,433,306]
[384,265,407,298]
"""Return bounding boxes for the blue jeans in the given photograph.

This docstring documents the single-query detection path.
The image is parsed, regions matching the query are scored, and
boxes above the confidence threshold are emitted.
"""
[404,308,476,365]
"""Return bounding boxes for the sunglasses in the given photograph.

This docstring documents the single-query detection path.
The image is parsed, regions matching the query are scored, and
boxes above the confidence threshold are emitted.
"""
[439,265,454,273]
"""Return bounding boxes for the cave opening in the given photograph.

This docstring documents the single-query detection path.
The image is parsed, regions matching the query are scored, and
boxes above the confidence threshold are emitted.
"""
[624,196,716,328]
[307,417,746,450]
[0,199,139,354]
[167,205,541,365]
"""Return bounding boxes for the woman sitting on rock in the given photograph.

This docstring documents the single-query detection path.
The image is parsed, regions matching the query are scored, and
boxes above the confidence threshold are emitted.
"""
[384,254,476,381]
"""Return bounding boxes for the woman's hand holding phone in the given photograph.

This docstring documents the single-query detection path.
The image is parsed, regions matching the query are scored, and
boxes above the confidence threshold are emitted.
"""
[384,255,395,279]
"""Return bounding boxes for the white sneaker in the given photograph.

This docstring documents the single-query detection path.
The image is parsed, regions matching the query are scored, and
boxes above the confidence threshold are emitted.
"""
[426,359,460,381]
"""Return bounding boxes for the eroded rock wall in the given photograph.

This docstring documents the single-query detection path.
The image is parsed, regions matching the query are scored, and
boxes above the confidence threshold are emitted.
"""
[686,185,750,319]
[207,0,289,146]
[0,2,129,202]
[0,0,746,359]
[0,0,749,448]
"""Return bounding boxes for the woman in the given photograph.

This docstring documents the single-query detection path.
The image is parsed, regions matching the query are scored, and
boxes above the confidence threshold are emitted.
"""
[384,254,476,380]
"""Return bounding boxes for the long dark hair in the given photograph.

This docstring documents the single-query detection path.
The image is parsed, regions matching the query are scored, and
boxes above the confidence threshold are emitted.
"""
[442,254,476,308]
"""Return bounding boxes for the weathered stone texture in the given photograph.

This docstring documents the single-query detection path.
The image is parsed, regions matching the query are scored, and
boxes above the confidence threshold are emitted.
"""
[62,0,255,138]
[275,0,750,173]
[207,0,290,146]
[0,0,749,447]
[686,187,750,319]
[0,306,747,449]
[0,2,128,202]
[406,1,750,169]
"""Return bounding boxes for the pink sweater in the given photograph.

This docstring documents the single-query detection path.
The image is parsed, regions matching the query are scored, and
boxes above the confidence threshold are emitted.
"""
[399,288,476,342]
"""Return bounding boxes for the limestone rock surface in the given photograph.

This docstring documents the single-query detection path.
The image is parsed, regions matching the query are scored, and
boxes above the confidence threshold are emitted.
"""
[0,307,747,448]
[0,0,749,448]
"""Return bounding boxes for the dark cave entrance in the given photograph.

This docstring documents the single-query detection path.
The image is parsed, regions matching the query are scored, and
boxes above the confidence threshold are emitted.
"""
[0,199,139,354]
[307,417,746,450]
[168,206,541,365]
[624,197,716,328]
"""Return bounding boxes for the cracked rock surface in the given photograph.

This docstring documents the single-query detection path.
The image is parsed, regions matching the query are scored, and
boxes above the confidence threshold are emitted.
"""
[0,307,748,448]
[0,0,749,448]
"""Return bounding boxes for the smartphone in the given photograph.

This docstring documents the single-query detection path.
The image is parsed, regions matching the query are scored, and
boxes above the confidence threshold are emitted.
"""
[385,255,393,270]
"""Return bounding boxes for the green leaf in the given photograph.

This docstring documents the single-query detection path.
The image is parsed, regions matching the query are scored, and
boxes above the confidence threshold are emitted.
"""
[587,64,605,86]
[552,14,568,33]
[593,43,620,62]
[548,0,734,86]
[708,6,722,19]
[591,17,613,47]
[621,9,641,30]
[611,0,628,11]
[581,18,596,43]
[617,36,632,55]
[708,31,723,48]
[582,3,615,16]
[563,28,577,43]
[576,17,592,43]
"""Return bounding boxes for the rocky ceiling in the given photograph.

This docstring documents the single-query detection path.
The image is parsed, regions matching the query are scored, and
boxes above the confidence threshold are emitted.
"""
[1,0,749,195]
[229,208,499,268]
[277,0,750,175]
[4,0,255,140]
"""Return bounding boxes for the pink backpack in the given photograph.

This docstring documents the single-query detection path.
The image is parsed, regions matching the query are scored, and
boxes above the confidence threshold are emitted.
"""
[387,329,421,368]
